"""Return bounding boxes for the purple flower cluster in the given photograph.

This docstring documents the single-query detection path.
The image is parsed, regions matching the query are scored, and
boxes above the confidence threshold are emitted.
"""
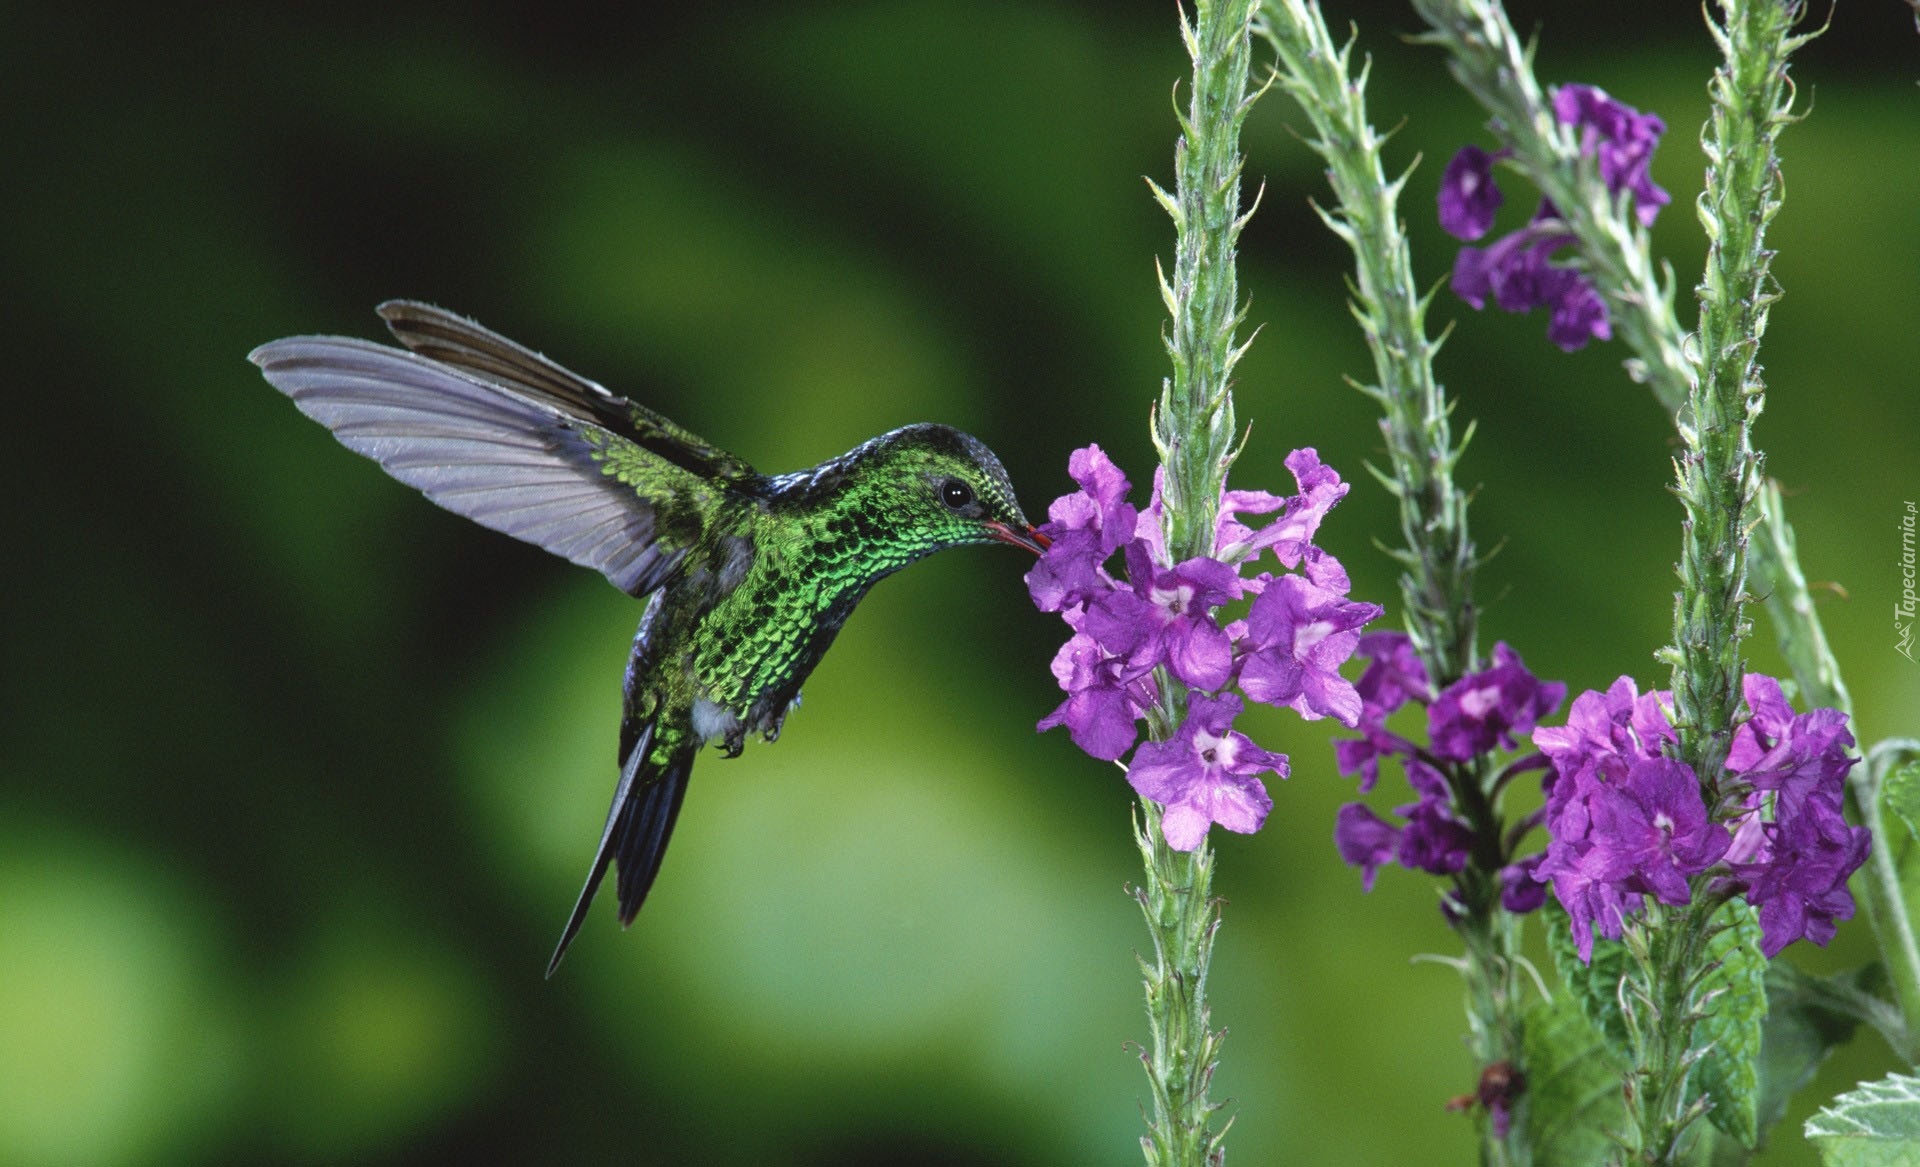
[1534,674,1867,960]
[1438,84,1671,352]
[1029,445,1380,850]
[1332,635,1563,900]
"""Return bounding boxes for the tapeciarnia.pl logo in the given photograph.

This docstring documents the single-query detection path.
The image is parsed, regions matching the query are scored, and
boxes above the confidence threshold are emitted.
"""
[1900,501,1917,662]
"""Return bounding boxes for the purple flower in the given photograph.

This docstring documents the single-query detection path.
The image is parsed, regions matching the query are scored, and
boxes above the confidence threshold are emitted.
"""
[1331,632,1428,793]
[1590,757,1730,904]
[1712,673,1868,955]
[1209,481,1283,563]
[1329,634,1572,897]
[1443,82,1668,352]
[1026,445,1137,612]
[1544,275,1611,350]
[1335,802,1401,891]
[1027,443,1377,855]
[1544,842,1643,962]
[1439,145,1507,240]
[1352,631,1433,721]
[1036,629,1155,760]
[1727,673,1857,817]
[1203,448,1351,571]
[1395,760,1473,876]
[1527,671,1872,961]
[1553,84,1671,225]
[1333,722,1418,794]
[1429,643,1566,762]
[1532,677,1728,960]
[1450,221,1610,352]
[1082,541,1241,691]
[1334,761,1474,890]
[1237,561,1382,726]
[1128,693,1287,851]
[1732,794,1870,957]
[1534,676,1674,794]
[1499,855,1550,914]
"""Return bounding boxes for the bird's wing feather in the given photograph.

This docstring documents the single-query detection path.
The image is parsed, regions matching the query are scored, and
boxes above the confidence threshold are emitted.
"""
[251,333,729,596]
[376,300,761,487]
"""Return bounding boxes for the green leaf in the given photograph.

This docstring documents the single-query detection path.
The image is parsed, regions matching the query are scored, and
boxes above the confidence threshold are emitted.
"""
[1546,903,1634,1059]
[1757,963,1869,1143]
[1694,899,1768,1146]
[1806,1073,1920,1166]
[1881,762,1920,845]
[1524,990,1629,1167]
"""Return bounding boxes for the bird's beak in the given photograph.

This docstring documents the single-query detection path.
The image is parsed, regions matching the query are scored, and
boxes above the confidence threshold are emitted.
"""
[985,520,1051,556]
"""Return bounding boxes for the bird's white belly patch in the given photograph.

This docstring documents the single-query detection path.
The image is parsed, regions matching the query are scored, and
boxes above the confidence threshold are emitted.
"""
[690,697,742,744]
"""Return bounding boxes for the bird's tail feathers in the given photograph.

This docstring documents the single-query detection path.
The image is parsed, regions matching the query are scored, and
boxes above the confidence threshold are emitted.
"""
[545,722,696,978]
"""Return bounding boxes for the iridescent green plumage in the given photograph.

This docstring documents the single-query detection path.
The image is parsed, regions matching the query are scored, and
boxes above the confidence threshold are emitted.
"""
[249,302,1043,976]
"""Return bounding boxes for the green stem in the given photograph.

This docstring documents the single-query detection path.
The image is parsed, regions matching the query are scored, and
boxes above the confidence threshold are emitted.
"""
[1749,482,1849,718]
[1256,6,1528,1161]
[1852,745,1920,1062]
[1620,899,1719,1163]
[1135,3,1262,1163]
[1134,803,1229,1167]
[1152,0,1259,565]
[1668,0,1797,794]
[1255,0,1477,686]
[1633,2,1800,1156]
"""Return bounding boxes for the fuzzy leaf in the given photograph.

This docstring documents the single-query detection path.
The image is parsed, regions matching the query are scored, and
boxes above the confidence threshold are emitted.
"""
[1805,1073,1920,1166]
[1547,904,1634,1059]
[1524,990,1629,1167]
[1880,762,1920,845]
[1695,899,1768,1146]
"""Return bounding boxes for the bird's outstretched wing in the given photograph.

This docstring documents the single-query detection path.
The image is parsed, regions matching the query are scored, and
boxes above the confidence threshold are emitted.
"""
[375,301,760,486]
[251,305,756,597]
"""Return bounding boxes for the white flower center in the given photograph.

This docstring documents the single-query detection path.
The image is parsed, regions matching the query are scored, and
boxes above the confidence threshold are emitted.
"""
[1295,619,1334,653]
[1195,730,1232,768]
[1458,685,1501,719]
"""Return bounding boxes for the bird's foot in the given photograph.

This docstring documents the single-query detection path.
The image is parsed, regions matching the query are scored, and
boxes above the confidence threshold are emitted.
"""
[763,692,801,743]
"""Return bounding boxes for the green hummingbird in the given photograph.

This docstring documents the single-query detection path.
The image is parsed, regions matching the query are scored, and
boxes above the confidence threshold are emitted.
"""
[250,301,1047,976]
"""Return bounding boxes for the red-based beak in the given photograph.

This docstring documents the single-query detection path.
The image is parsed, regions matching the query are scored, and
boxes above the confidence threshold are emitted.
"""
[985,520,1051,556]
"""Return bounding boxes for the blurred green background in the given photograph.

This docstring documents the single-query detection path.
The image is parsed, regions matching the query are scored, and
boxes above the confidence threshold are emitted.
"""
[4,2,1916,1163]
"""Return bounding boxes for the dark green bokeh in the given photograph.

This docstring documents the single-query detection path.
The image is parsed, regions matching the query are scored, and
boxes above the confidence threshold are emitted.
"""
[4,3,1916,1163]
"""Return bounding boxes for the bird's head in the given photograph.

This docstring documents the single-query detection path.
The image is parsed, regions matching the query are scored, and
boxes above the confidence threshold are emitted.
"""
[810,423,1049,560]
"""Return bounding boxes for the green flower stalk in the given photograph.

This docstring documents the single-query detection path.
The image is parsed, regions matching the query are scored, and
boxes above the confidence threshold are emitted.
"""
[1255,5,1533,1163]
[1668,0,1799,802]
[1140,3,1261,1162]
[1151,0,1261,565]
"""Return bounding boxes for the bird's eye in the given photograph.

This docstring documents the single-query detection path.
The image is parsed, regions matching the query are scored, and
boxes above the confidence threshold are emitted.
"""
[940,479,975,510]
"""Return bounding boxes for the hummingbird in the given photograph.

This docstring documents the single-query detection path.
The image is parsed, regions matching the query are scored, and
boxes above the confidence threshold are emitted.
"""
[250,301,1047,976]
